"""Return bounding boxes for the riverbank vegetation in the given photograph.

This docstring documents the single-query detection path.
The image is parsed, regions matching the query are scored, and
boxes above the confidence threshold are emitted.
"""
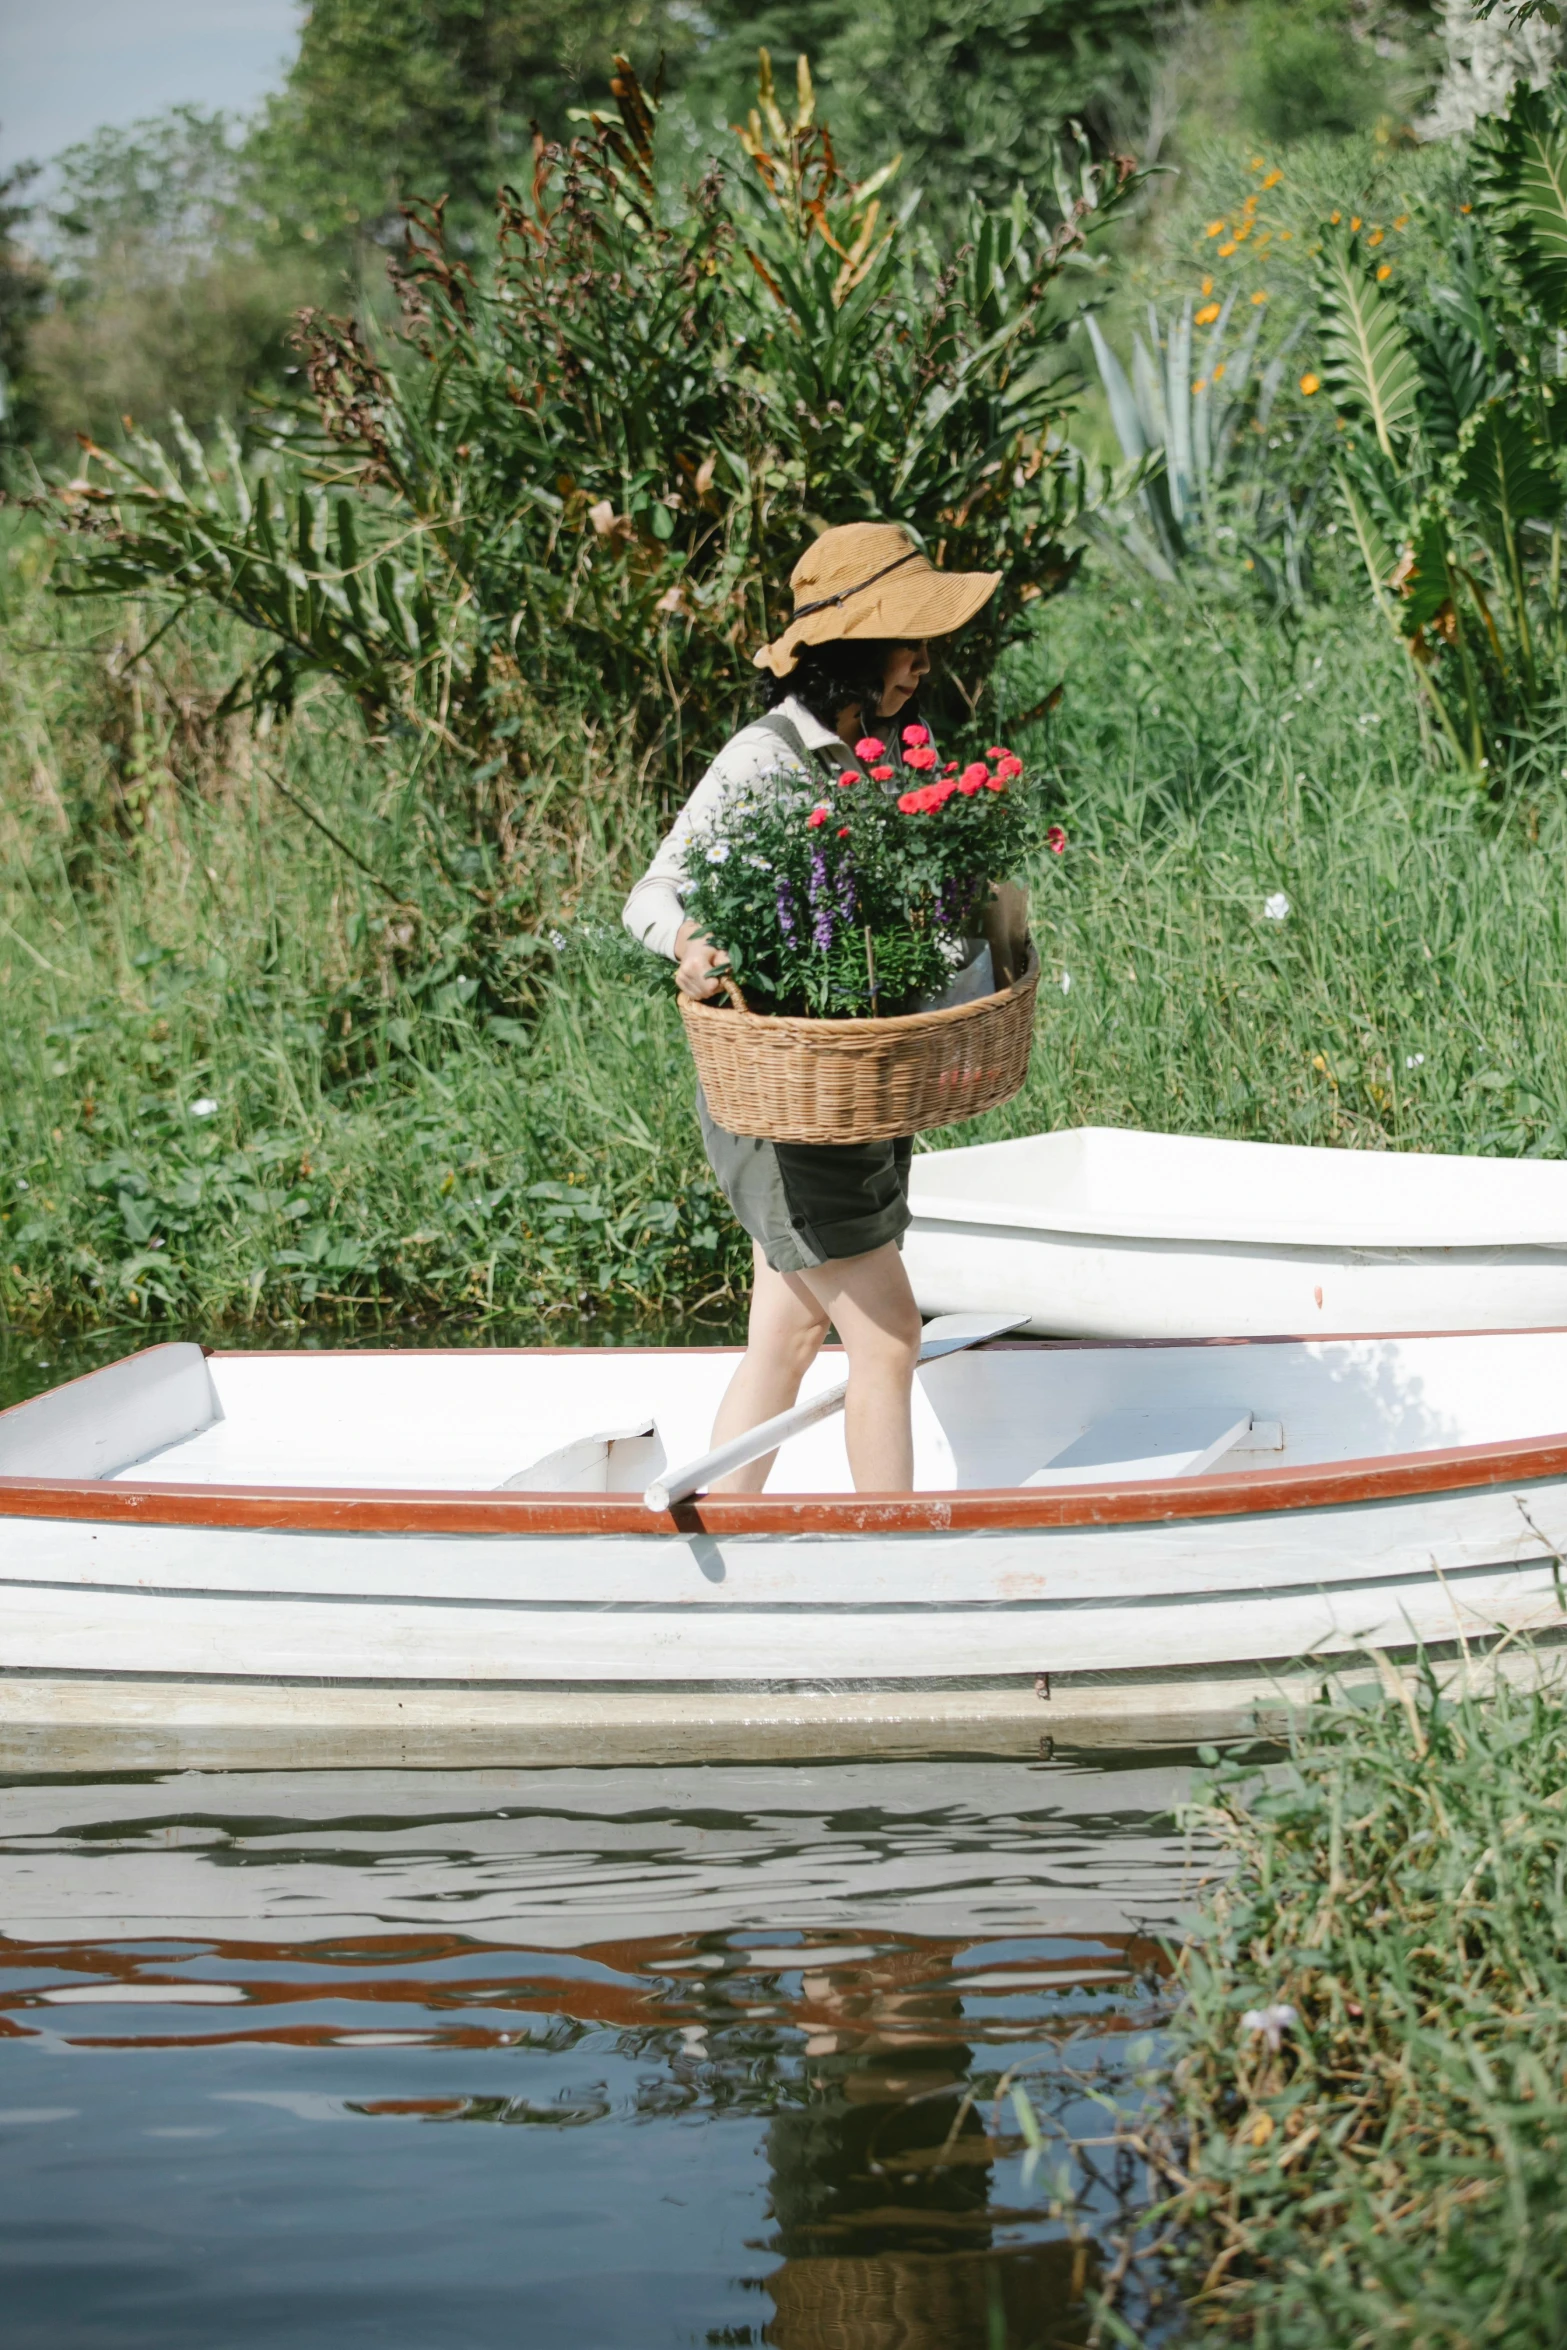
[11,517,1567,1337]
[1157,1663,1567,2346]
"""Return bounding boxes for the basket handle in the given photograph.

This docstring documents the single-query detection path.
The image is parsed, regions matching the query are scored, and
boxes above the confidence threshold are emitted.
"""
[717,969,749,1013]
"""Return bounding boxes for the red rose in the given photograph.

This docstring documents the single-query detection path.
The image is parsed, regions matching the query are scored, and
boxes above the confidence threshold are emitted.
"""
[986,744,1008,758]
[855,736,885,760]
[943,761,960,774]
[869,763,894,781]
[905,745,938,771]
[984,772,1006,792]
[902,723,930,748]
[837,825,850,838]
[959,761,989,793]
[1047,825,1067,855]
[897,790,921,814]
[806,805,830,829]
[997,754,1024,780]
[837,769,859,788]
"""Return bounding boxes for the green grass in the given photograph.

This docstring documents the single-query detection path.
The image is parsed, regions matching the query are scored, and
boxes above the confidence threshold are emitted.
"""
[8,511,1567,1340]
[1158,1665,1567,2347]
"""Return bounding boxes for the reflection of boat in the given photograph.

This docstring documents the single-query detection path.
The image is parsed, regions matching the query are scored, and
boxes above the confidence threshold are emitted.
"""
[2,1333,1565,1763]
[905,1125,1567,1338]
[0,1759,1196,1946]
[0,1758,1178,2349]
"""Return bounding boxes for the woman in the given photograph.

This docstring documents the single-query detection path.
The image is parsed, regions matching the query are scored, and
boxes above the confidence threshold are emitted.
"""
[622,521,1000,1495]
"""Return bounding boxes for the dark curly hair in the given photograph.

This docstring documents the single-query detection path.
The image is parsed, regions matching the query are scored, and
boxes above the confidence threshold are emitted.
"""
[762,637,916,738]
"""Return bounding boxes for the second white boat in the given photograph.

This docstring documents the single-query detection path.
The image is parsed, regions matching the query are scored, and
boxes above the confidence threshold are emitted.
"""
[905,1124,1567,1338]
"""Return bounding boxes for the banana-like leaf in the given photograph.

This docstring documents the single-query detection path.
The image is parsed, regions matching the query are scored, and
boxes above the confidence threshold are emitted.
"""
[1410,313,1491,454]
[1315,230,1422,459]
[1335,463,1400,611]
[1398,510,1456,639]
[1473,85,1567,323]
[1459,399,1562,536]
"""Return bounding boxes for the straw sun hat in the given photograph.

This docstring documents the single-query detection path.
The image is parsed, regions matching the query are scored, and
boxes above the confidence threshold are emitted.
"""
[753,522,1000,677]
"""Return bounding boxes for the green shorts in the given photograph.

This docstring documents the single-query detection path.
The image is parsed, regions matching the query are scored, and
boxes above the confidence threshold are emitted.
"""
[697,1088,913,1274]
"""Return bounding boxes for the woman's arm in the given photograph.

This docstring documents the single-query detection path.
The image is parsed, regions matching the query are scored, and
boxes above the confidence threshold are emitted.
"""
[621,723,806,993]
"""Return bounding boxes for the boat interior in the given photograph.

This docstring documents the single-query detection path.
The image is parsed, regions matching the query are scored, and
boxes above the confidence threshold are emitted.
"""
[2,1330,1565,1496]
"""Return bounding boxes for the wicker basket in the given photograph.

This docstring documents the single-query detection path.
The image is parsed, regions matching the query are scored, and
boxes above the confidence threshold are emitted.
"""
[679,944,1040,1144]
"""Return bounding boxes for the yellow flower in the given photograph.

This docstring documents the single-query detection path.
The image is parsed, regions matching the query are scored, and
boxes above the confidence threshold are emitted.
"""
[1205,218,1226,237]
[1195,300,1222,325]
[1262,168,1283,189]
[1213,362,1226,381]
[1350,215,1362,231]
[1251,289,1269,304]
[1249,154,1265,171]
[1368,227,1384,247]
[1234,220,1253,241]
[1201,275,1214,295]
[1330,210,1342,225]
[1193,377,1208,394]
[1280,229,1294,241]
[1377,262,1393,280]
[1218,241,1237,257]
[1394,213,1409,229]
[1459,202,1473,215]
[1300,372,1321,395]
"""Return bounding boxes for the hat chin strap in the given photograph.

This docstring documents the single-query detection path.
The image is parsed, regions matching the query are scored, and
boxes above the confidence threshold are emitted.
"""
[786,546,923,624]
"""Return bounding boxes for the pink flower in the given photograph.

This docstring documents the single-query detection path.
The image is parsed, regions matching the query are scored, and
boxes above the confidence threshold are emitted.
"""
[855,736,885,760]
[806,804,830,829]
[997,754,1024,781]
[1047,824,1067,855]
[905,745,938,771]
[869,763,894,781]
[987,744,1008,758]
[837,769,859,788]
[984,772,1007,793]
[944,760,960,774]
[897,790,921,814]
[959,761,989,795]
[902,724,931,748]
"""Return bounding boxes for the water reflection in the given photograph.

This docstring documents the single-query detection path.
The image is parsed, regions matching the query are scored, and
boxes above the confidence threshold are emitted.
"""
[0,1757,1203,2348]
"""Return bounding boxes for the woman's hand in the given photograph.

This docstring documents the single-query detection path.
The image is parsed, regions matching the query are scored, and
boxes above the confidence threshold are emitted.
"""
[674,918,730,1000]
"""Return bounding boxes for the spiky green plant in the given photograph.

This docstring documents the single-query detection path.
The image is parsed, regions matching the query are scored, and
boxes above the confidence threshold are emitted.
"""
[1316,82,1567,778]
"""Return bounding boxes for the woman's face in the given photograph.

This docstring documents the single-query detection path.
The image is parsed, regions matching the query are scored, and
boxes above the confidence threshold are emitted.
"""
[878,641,931,716]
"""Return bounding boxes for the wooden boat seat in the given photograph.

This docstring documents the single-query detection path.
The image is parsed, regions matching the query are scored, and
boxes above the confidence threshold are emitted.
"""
[1023,1406,1257,1487]
[500,1421,667,1494]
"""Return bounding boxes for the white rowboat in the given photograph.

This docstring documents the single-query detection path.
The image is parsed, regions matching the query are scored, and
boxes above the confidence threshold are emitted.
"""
[2,1331,1566,1764]
[905,1125,1567,1338]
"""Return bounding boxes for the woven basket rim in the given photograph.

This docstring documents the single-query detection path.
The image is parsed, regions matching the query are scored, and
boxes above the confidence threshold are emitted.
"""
[681,939,1040,1040]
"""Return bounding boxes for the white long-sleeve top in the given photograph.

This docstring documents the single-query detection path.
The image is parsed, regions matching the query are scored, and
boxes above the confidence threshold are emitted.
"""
[621,695,846,961]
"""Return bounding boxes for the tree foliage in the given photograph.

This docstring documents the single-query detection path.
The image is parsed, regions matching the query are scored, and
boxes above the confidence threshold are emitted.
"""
[57,58,1138,866]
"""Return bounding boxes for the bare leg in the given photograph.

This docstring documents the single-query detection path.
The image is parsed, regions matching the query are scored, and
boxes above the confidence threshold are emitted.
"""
[708,1244,832,1494]
[708,1239,922,1496]
[796,1242,922,1493]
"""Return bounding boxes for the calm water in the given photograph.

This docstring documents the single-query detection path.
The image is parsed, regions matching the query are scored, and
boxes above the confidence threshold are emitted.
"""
[0,1755,1200,2349]
[2,1329,1199,2344]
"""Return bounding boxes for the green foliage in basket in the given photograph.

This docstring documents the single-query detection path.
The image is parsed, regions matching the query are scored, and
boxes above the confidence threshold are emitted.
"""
[680,725,1060,1016]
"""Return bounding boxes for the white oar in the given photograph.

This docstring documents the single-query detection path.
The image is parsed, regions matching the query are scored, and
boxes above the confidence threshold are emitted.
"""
[644,1311,1030,1512]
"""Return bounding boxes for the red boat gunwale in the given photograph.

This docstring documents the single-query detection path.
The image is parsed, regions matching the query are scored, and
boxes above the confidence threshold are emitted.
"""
[2,1336,1565,1537]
